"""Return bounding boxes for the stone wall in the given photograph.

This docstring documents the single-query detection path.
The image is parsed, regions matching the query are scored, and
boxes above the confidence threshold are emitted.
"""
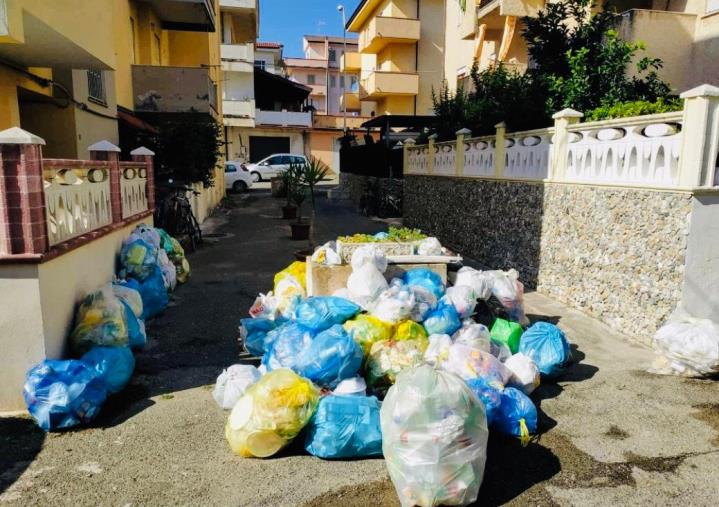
[339,173,404,208]
[404,175,693,341]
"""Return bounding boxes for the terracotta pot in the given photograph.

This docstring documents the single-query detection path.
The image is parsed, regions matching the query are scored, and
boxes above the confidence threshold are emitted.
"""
[294,249,313,261]
[290,222,311,241]
[281,205,298,219]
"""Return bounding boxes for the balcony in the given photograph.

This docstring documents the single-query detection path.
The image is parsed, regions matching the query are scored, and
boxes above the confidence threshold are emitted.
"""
[221,43,254,72]
[256,109,312,128]
[137,0,216,31]
[132,65,218,115]
[359,71,419,99]
[220,0,258,42]
[359,17,420,54]
[340,92,361,111]
[285,58,328,69]
[223,99,255,127]
[309,83,327,96]
[340,51,362,72]
[313,115,368,129]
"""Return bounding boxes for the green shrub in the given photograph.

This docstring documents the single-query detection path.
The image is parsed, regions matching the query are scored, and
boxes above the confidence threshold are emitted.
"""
[585,98,682,121]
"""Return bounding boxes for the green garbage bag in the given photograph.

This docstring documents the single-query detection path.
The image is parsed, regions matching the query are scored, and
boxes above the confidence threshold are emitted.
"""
[490,318,523,354]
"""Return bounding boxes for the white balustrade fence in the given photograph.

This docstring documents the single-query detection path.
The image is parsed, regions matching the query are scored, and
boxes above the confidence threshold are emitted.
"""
[120,162,149,219]
[404,85,719,191]
[43,162,113,246]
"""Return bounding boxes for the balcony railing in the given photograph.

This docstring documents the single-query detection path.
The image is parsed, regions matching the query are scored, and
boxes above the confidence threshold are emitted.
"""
[221,43,254,72]
[256,109,312,127]
[140,0,216,31]
[132,65,218,115]
[308,83,327,96]
[360,71,419,99]
[359,17,420,54]
[340,52,362,72]
[340,92,361,111]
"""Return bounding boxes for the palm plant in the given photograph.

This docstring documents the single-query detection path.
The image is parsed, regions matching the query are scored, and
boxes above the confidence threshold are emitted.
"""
[300,156,330,217]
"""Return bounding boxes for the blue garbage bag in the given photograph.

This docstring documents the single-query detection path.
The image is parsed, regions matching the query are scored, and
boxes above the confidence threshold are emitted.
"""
[293,296,361,332]
[240,318,279,356]
[294,325,363,388]
[423,302,462,336]
[305,394,383,459]
[120,239,158,281]
[518,322,572,378]
[123,301,147,349]
[403,268,445,299]
[81,346,135,395]
[24,359,107,432]
[373,231,389,240]
[466,376,502,426]
[492,387,538,443]
[136,266,169,319]
[262,323,314,372]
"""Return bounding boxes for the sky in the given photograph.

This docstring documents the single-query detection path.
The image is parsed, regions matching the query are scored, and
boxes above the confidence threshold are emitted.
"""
[259,0,363,58]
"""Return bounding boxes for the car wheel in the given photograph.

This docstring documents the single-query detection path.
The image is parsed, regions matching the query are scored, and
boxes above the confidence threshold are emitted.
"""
[251,172,261,183]
[233,180,248,193]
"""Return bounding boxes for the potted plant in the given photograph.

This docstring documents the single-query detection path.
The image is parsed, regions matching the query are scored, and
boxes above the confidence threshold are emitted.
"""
[289,156,329,243]
[280,164,300,219]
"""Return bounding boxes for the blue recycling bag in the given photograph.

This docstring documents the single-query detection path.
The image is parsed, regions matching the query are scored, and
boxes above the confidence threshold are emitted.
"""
[81,346,135,395]
[293,297,361,332]
[403,268,445,299]
[518,322,572,378]
[294,325,363,388]
[423,301,462,336]
[120,239,158,281]
[304,394,383,459]
[240,318,279,356]
[262,323,314,372]
[121,301,147,349]
[24,360,107,432]
[492,387,538,442]
[136,266,169,319]
[466,376,502,426]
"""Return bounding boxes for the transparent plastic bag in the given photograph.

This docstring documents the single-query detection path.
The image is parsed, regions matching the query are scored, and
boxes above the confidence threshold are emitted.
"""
[440,342,513,387]
[417,237,442,256]
[453,320,491,352]
[158,249,177,291]
[120,239,158,281]
[504,353,541,395]
[294,325,363,388]
[423,302,462,336]
[454,267,493,301]
[311,241,342,265]
[261,323,314,372]
[488,270,529,326]
[136,266,169,319]
[127,223,161,249]
[225,369,319,458]
[492,387,538,446]
[408,284,438,322]
[24,359,107,432]
[240,317,279,356]
[71,285,129,354]
[305,394,383,459]
[366,339,427,393]
[403,268,445,299]
[293,296,361,332]
[392,320,429,348]
[113,280,147,349]
[350,245,388,273]
[381,365,489,507]
[424,334,453,366]
[650,311,719,377]
[213,364,262,410]
[80,346,135,395]
[519,322,572,378]
[347,264,389,303]
[370,285,415,324]
[343,314,395,356]
[442,285,477,319]
[466,376,502,426]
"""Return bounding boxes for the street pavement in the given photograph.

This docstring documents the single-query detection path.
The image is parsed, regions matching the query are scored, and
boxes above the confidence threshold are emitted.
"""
[1,189,718,506]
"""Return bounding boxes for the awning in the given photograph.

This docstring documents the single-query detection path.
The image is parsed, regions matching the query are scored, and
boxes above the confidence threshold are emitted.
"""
[360,115,438,130]
[118,108,158,134]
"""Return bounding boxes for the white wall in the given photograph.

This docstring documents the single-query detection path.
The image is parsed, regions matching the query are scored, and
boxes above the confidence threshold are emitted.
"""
[223,70,254,101]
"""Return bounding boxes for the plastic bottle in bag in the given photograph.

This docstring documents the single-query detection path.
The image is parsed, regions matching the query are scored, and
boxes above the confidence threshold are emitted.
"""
[213,364,262,410]
[366,339,426,394]
[453,320,491,351]
[424,334,453,366]
[423,302,462,336]
[488,270,529,326]
[403,268,445,299]
[304,394,383,459]
[465,376,502,426]
[261,323,314,372]
[370,285,415,324]
[71,285,129,354]
[440,342,513,387]
[293,325,363,388]
[442,285,477,319]
[225,369,319,458]
[136,266,169,319]
[381,365,489,507]
[120,238,158,281]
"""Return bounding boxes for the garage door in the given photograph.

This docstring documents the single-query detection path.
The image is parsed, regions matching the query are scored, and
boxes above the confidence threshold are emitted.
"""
[249,136,291,163]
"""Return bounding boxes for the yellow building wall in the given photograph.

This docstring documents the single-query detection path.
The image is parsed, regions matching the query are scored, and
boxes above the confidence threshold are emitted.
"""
[0,66,53,130]
[416,0,446,115]
[690,12,719,89]
[309,130,339,174]
[377,44,415,72]
[113,0,140,110]
[443,0,477,94]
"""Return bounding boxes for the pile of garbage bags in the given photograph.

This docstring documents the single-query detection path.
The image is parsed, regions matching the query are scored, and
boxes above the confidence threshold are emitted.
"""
[24,225,190,432]
[217,238,575,507]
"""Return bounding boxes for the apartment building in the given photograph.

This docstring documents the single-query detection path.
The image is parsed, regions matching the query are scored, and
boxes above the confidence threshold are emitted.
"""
[285,35,363,115]
[254,41,284,75]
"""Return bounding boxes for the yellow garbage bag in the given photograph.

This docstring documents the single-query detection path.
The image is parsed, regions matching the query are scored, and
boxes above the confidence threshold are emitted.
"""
[273,261,307,318]
[225,369,319,458]
[273,261,307,293]
[392,320,429,348]
[70,285,129,354]
[343,315,395,356]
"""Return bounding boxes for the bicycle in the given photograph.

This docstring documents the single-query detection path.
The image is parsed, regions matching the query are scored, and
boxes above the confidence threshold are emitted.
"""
[154,180,203,253]
[359,178,403,219]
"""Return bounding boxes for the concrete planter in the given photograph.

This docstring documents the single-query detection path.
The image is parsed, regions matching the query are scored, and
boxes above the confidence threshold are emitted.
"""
[336,240,415,264]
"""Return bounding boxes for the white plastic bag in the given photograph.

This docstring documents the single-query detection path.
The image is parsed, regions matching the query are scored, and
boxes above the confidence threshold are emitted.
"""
[408,285,437,322]
[158,249,177,291]
[454,267,493,301]
[417,237,442,256]
[333,376,368,395]
[441,342,513,386]
[249,292,279,320]
[213,365,262,409]
[504,353,541,395]
[453,320,491,352]
[650,310,719,377]
[351,245,388,273]
[488,269,530,326]
[311,242,342,265]
[381,365,488,507]
[370,285,415,324]
[424,334,453,366]
[442,285,477,318]
[347,264,389,302]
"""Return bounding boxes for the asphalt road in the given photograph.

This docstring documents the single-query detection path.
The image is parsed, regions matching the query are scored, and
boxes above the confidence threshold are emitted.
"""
[1,190,718,506]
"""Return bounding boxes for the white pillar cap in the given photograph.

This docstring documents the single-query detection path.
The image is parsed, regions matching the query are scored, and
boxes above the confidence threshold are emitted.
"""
[456,128,472,136]
[680,84,719,99]
[552,108,584,120]
[0,127,46,145]
[88,140,121,152]
[130,146,155,156]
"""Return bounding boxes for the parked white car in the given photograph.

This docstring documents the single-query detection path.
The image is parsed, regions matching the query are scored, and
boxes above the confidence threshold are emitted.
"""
[224,161,254,192]
[244,154,308,182]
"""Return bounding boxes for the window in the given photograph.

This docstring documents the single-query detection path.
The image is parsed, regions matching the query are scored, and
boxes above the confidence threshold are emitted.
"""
[254,60,266,71]
[87,70,106,104]
[293,156,306,165]
[340,75,345,88]
[267,156,283,165]
[328,48,337,62]
[225,164,238,173]
[307,74,316,85]
[350,76,358,92]
[279,156,293,164]
[330,75,337,88]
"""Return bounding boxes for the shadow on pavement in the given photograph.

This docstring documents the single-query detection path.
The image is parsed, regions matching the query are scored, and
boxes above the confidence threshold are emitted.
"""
[0,417,45,495]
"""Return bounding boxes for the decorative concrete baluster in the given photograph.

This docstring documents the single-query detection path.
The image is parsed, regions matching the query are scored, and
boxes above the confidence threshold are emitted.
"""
[403,138,416,175]
[0,127,48,256]
[88,140,122,224]
[131,146,156,211]
[551,108,583,182]
[456,128,471,176]
[677,84,719,187]
[428,134,438,175]
[493,122,506,178]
